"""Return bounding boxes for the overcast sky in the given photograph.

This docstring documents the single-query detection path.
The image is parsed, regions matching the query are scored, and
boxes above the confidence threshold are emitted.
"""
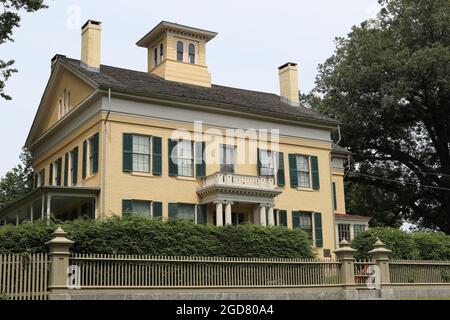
[0,0,379,176]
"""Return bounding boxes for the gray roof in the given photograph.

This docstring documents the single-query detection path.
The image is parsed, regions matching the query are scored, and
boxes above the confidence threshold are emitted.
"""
[60,56,338,127]
[331,144,351,156]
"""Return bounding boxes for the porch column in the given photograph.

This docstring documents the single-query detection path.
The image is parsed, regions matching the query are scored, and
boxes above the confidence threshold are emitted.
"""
[225,202,233,225]
[16,212,19,226]
[94,196,99,219]
[215,201,223,226]
[259,204,267,226]
[267,206,275,226]
[41,194,45,219]
[46,194,52,226]
[253,206,259,225]
[30,204,34,222]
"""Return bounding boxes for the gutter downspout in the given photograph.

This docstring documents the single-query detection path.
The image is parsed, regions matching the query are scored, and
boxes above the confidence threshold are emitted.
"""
[330,124,341,253]
[100,88,111,219]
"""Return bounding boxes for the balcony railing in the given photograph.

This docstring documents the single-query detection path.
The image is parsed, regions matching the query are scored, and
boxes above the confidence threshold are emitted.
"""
[202,172,276,190]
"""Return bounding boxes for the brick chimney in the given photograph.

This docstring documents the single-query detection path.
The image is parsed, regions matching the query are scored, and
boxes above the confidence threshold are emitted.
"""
[278,62,299,106]
[80,20,102,72]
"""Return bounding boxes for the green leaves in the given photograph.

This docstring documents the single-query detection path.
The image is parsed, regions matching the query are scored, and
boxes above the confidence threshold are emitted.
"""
[0,0,48,100]
[0,217,315,259]
[310,0,450,232]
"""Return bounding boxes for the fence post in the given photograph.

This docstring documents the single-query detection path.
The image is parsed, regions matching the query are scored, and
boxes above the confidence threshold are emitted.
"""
[368,239,392,285]
[45,227,74,300]
[334,239,357,298]
[368,239,394,299]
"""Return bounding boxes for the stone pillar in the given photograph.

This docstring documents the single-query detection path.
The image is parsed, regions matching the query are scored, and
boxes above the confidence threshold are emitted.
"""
[334,239,357,291]
[259,204,267,226]
[368,239,392,286]
[46,227,74,299]
[215,202,223,226]
[267,206,275,226]
[225,202,232,225]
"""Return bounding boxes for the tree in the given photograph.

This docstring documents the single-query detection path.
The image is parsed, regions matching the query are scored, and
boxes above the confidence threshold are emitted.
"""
[0,147,34,206]
[0,0,48,100]
[310,0,450,232]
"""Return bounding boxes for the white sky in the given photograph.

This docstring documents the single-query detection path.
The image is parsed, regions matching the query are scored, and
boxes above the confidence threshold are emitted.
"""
[0,0,379,176]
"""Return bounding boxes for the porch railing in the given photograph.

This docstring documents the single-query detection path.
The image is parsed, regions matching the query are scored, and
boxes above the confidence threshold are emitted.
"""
[69,254,341,288]
[202,172,275,189]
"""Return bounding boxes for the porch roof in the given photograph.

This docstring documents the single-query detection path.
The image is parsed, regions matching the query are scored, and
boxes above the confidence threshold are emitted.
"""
[0,186,100,217]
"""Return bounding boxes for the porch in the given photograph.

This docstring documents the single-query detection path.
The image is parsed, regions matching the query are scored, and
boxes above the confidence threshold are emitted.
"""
[0,186,100,226]
[197,172,283,226]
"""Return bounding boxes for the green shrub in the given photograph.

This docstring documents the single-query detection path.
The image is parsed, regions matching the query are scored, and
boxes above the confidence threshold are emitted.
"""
[352,227,419,260]
[0,216,314,258]
[0,293,8,300]
[411,232,450,260]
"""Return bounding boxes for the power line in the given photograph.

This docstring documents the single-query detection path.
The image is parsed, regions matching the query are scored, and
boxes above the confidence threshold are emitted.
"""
[348,172,450,192]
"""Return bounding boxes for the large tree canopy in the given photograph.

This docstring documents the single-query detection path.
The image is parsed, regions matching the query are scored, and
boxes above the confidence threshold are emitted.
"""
[0,147,33,206]
[0,0,47,100]
[310,0,450,232]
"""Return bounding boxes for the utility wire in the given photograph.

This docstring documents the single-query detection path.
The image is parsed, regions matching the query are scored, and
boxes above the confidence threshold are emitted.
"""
[348,172,450,192]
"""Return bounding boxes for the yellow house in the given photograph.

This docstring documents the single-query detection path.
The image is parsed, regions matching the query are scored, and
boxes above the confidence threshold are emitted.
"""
[0,20,368,257]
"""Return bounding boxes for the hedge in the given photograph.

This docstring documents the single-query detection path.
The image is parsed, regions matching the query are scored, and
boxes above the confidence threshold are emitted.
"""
[0,216,315,259]
[352,227,450,261]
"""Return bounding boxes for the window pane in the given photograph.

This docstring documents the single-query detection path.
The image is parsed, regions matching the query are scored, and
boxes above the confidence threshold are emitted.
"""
[177,141,193,177]
[296,155,310,188]
[260,150,274,176]
[353,224,366,237]
[338,224,351,242]
[220,145,235,173]
[188,44,195,64]
[132,135,150,173]
[131,200,151,218]
[177,41,184,61]
[177,204,195,221]
[299,212,313,239]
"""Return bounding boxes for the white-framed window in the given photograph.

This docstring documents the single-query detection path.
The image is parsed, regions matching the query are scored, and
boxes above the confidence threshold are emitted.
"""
[177,204,195,222]
[177,41,184,61]
[338,224,351,242]
[299,212,313,240]
[132,135,151,173]
[58,89,71,119]
[220,144,236,173]
[296,155,310,188]
[188,43,195,64]
[177,140,194,177]
[353,224,366,238]
[88,137,95,175]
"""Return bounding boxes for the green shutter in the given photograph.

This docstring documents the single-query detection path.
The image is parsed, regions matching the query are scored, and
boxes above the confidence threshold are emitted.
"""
[92,133,99,173]
[82,140,87,179]
[196,204,207,225]
[288,154,298,188]
[64,153,69,186]
[168,203,178,219]
[49,163,53,185]
[311,156,320,190]
[152,136,162,175]
[123,133,133,172]
[72,146,79,185]
[168,139,178,176]
[292,211,300,228]
[278,210,287,227]
[152,201,163,218]
[314,212,323,247]
[257,148,261,176]
[277,152,285,186]
[195,141,206,178]
[56,158,62,186]
[122,200,132,216]
[332,182,337,210]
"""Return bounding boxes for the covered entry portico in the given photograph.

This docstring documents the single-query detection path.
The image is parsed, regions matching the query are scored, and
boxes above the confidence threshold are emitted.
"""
[197,172,282,226]
[0,186,100,226]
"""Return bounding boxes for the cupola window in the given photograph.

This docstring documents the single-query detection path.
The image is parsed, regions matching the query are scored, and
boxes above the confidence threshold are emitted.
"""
[176,41,184,61]
[188,44,195,64]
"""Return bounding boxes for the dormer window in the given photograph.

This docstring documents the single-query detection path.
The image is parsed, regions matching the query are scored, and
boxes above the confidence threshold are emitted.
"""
[188,44,195,64]
[160,43,164,62]
[177,41,184,61]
